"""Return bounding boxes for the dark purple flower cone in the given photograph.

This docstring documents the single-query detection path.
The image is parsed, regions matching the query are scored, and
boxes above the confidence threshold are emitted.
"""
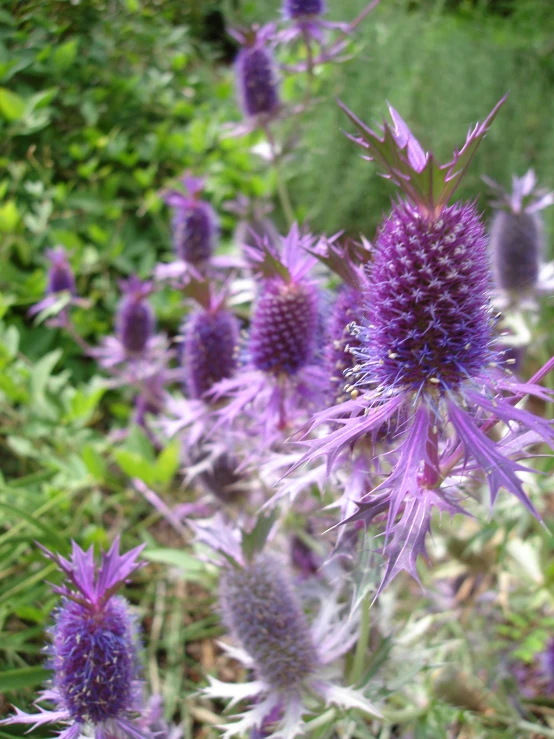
[197,451,248,502]
[219,556,318,690]
[249,279,319,376]
[356,200,493,393]
[48,262,75,294]
[172,202,216,265]
[51,595,140,724]
[182,309,239,399]
[117,295,155,354]
[284,0,324,18]
[236,44,280,118]
[326,286,364,404]
[490,210,542,292]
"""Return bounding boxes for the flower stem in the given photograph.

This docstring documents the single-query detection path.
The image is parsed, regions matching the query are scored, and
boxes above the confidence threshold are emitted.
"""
[350,592,371,685]
[264,124,295,227]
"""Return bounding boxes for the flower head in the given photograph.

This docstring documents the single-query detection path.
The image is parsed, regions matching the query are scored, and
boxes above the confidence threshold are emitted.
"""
[233,26,281,121]
[116,276,155,354]
[164,174,218,266]
[46,247,76,295]
[0,538,147,739]
[195,515,381,737]
[483,169,554,296]
[209,225,326,446]
[181,300,239,400]
[284,0,325,19]
[291,99,554,595]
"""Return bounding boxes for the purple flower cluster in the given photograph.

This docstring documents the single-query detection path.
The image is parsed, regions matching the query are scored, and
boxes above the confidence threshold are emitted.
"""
[1,539,146,739]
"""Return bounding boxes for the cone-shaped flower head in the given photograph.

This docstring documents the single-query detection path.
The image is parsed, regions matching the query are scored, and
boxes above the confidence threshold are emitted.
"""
[484,169,554,293]
[116,276,155,354]
[234,26,280,119]
[292,98,554,596]
[248,226,319,377]
[196,514,382,736]
[46,247,76,295]
[164,175,218,265]
[284,0,325,18]
[220,555,319,690]
[181,302,239,399]
[1,538,147,739]
[326,285,364,403]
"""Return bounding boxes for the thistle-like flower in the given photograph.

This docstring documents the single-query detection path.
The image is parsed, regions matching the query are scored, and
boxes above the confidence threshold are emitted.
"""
[195,515,381,737]
[155,174,220,286]
[181,302,239,400]
[116,276,156,355]
[92,277,172,391]
[284,0,325,20]
[292,98,554,594]
[29,247,82,323]
[209,225,326,446]
[0,538,147,739]
[234,26,280,121]
[484,169,554,299]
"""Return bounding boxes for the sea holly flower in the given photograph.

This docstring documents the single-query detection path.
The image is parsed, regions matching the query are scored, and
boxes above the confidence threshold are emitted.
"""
[290,98,554,595]
[0,538,147,739]
[278,0,381,74]
[194,515,381,737]
[29,248,87,327]
[483,169,554,300]
[233,26,280,123]
[209,224,326,447]
[92,277,173,393]
[155,174,219,286]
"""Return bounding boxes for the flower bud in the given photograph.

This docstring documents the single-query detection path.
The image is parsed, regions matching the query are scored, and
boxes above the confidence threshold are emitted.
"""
[219,555,318,690]
[490,210,543,293]
[181,308,239,399]
[236,34,280,119]
[116,277,155,354]
[284,0,324,18]
[249,279,319,376]
[46,248,75,295]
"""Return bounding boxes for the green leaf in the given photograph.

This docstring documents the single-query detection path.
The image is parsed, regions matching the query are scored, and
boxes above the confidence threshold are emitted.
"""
[154,438,181,485]
[114,449,156,486]
[0,200,20,232]
[52,39,79,71]
[142,549,207,581]
[0,87,25,121]
[0,666,50,692]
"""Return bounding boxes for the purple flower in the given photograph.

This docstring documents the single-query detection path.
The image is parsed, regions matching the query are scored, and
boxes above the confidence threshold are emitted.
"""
[181,305,239,399]
[209,225,326,445]
[166,175,217,266]
[484,169,554,297]
[542,638,554,694]
[234,26,280,121]
[116,276,155,354]
[0,538,147,739]
[29,248,82,322]
[196,517,381,737]
[325,286,364,404]
[284,0,325,18]
[46,247,76,295]
[291,98,554,595]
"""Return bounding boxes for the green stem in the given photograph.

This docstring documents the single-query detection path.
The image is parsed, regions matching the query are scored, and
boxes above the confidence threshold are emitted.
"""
[264,124,295,227]
[350,593,371,684]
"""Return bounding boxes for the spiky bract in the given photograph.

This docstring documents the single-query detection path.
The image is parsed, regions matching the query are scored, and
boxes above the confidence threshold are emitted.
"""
[236,36,280,119]
[116,277,155,354]
[52,596,140,724]
[355,200,494,393]
[249,279,318,376]
[182,309,239,398]
[219,556,318,691]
